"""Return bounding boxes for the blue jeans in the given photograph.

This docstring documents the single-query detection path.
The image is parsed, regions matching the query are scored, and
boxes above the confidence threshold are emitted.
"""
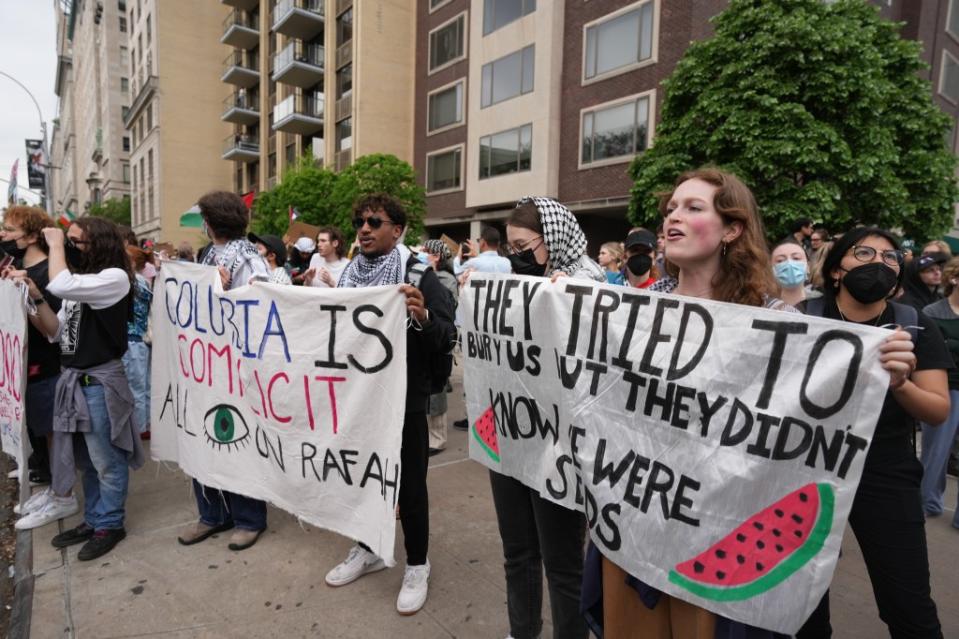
[122,341,151,433]
[75,385,130,530]
[193,480,267,531]
[920,389,959,527]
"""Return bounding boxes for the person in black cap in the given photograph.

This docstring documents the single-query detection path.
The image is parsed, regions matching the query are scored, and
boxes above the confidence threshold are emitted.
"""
[249,233,292,285]
[622,228,658,288]
[899,251,948,311]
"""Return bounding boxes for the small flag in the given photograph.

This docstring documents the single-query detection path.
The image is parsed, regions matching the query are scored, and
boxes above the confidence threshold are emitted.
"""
[58,209,76,227]
[242,191,255,210]
[7,158,18,204]
[289,205,299,222]
[179,204,203,228]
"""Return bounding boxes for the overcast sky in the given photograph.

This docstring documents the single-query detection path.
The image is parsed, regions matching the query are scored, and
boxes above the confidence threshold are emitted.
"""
[0,0,58,207]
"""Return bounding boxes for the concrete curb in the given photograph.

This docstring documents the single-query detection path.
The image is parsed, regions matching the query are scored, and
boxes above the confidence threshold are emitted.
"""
[8,528,33,639]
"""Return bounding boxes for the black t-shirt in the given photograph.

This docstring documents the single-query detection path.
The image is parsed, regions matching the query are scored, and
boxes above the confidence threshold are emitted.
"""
[821,299,952,464]
[24,260,62,381]
[60,297,130,369]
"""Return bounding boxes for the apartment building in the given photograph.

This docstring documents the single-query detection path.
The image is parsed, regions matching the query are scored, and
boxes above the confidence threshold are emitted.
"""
[124,0,233,244]
[416,0,959,246]
[50,0,131,217]
[220,0,416,195]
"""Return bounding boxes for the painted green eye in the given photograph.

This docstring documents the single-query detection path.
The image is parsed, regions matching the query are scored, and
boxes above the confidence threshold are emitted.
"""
[213,407,235,442]
[202,404,250,451]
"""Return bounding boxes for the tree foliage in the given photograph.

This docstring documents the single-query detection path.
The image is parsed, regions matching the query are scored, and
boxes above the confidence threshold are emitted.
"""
[88,197,131,227]
[251,151,338,235]
[628,0,958,241]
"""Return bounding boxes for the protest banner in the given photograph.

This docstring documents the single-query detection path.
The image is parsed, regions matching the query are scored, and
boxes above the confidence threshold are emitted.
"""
[284,221,321,245]
[150,261,407,564]
[0,280,29,480]
[461,274,890,634]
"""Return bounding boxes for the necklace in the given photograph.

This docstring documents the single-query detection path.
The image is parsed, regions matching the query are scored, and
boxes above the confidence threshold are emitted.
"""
[836,300,885,326]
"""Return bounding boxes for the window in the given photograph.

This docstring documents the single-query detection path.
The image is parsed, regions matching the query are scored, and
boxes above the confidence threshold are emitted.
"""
[286,142,296,166]
[426,146,462,193]
[119,16,127,32]
[479,123,532,179]
[122,106,130,119]
[337,8,353,46]
[484,0,535,35]
[121,77,129,92]
[428,81,464,133]
[581,93,652,166]
[146,14,151,44]
[123,136,130,152]
[118,0,126,11]
[584,1,655,81]
[138,34,143,60]
[942,50,959,103]
[430,0,453,11]
[123,161,130,183]
[429,13,466,73]
[121,45,128,65]
[336,117,352,151]
[481,45,534,108]
[337,64,352,98]
[950,0,959,41]
[146,103,153,130]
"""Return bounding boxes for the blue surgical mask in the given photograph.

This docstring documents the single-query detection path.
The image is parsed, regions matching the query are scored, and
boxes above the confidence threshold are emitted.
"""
[773,260,807,288]
[416,252,430,265]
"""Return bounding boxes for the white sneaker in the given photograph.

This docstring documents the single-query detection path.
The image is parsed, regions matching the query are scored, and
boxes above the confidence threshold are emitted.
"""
[13,487,51,515]
[14,495,79,530]
[324,544,386,587]
[396,560,430,615]
[6,469,18,479]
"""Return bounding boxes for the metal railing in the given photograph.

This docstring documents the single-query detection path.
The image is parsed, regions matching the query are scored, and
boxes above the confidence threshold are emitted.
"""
[223,50,259,72]
[274,92,325,121]
[335,41,351,68]
[335,94,352,122]
[335,0,352,16]
[223,133,260,154]
[274,41,324,71]
[223,9,258,32]
[223,91,259,112]
[274,0,324,26]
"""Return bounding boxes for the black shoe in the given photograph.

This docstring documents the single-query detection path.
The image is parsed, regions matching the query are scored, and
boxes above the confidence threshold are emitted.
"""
[52,523,95,549]
[948,462,958,478]
[452,419,468,431]
[77,529,126,561]
[428,448,443,457]
[28,469,51,485]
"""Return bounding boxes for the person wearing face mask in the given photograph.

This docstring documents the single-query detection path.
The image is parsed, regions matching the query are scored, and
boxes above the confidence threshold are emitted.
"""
[248,232,292,285]
[899,252,947,312]
[621,229,658,288]
[770,239,817,309]
[797,227,950,639]
[15,219,143,560]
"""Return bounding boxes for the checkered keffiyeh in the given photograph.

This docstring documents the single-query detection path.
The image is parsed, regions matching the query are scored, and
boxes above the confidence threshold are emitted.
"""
[424,239,451,261]
[517,196,588,275]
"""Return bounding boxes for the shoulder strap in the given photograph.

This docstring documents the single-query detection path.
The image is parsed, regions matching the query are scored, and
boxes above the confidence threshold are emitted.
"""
[805,297,826,317]
[405,261,432,289]
[889,302,920,343]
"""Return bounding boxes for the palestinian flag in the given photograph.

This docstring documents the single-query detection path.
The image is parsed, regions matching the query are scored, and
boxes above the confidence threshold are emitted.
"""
[58,209,76,227]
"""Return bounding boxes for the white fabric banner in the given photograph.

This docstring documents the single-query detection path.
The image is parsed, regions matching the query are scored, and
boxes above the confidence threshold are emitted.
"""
[151,262,407,564]
[0,280,29,480]
[462,274,889,634]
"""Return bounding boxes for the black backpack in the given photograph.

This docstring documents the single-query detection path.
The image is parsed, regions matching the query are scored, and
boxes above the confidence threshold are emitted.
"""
[406,261,456,394]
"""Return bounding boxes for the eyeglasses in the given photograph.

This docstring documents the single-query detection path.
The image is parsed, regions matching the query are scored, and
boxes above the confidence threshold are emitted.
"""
[850,245,902,267]
[66,237,90,247]
[352,216,395,231]
[506,236,544,256]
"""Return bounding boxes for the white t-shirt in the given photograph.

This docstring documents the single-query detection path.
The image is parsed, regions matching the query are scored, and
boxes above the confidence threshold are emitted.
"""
[308,255,351,288]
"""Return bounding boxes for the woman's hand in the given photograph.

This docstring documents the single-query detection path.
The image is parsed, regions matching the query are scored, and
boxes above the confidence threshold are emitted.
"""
[550,271,568,283]
[41,227,65,247]
[6,269,42,299]
[879,328,916,389]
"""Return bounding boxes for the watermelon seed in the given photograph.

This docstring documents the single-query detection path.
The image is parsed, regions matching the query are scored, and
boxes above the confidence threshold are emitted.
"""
[775,544,784,553]
[736,533,747,542]
[693,561,704,574]
[756,540,765,550]
[756,562,765,572]
[715,549,726,559]
[774,508,784,517]
[772,528,781,537]
[799,492,809,502]
[716,570,726,580]
[793,529,803,538]
[791,514,804,524]
[736,554,745,564]
[752,521,764,531]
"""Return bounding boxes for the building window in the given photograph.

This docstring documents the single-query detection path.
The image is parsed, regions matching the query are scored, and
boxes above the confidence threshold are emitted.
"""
[118,0,126,11]
[479,123,532,179]
[481,45,534,108]
[146,14,151,44]
[123,136,131,152]
[584,1,655,82]
[581,93,652,167]
[429,12,466,73]
[428,80,465,133]
[483,0,535,36]
[121,77,129,92]
[123,162,130,184]
[286,142,296,167]
[337,64,352,98]
[336,117,352,151]
[426,146,463,193]
[949,0,959,40]
[941,50,959,104]
[430,0,453,11]
[147,103,153,130]
[122,106,130,120]
[337,8,353,46]
[119,16,127,32]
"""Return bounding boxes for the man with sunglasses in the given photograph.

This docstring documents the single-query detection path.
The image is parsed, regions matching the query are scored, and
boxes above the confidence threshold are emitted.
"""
[325,194,455,617]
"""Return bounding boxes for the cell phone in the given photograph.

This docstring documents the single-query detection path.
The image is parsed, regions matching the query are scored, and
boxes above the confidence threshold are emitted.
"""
[0,256,14,270]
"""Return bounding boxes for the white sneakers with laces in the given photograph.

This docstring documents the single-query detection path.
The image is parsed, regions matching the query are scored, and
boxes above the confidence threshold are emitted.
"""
[396,560,430,615]
[324,544,386,587]
[14,487,51,515]
[15,494,79,530]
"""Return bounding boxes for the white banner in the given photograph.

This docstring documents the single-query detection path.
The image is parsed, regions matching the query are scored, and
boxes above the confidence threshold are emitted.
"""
[462,274,889,634]
[0,280,29,480]
[151,262,407,564]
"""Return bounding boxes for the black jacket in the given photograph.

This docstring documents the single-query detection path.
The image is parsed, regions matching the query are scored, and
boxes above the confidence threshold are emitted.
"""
[403,257,456,413]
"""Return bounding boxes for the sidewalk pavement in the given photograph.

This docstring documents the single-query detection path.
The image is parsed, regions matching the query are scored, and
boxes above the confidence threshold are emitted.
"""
[20,372,959,638]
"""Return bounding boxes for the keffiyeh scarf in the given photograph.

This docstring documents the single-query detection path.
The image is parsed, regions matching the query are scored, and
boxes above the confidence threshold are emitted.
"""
[201,238,263,284]
[424,239,452,261]
[338,247,404,288]
[517,196,589,275]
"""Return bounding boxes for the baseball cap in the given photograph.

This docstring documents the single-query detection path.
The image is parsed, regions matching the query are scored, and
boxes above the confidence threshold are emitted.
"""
[293,236,316,253]
[248,233,287,264]
[916,252,948,271]
[624,229,657,250]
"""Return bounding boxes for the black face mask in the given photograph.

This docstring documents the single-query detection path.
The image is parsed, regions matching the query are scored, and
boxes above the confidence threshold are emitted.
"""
[508,250,546,278]
[0,240,26,261]
[841,262,898,304]
[64,241,85,270]
[626,254,653,277]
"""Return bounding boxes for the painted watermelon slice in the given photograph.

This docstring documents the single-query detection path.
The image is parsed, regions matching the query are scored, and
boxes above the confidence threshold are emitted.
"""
[471,406,499,463]
[669,482,834,602]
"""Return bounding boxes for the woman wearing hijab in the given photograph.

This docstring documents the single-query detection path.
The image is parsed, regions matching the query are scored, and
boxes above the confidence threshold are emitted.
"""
[490,196,602,639]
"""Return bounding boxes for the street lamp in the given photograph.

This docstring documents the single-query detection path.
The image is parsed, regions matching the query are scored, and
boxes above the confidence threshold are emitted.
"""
[0,71,52,215]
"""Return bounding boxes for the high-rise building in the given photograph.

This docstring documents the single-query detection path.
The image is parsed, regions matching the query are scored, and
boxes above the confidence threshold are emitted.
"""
[221,0,416,195]
[124,0,234,244]
[50,0,131,217]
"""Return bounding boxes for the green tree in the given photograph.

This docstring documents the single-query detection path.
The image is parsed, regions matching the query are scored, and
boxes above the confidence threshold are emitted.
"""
[628,0,958,241]
[330,153,427,244]
[251,151,339,235]
[88,197,131,226]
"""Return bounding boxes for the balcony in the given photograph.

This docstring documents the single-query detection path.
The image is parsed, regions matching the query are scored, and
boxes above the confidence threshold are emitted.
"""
[335,93,352,122]
[336,41,352,69]
[272,93,324,135]
[223,134,260,162]
[221,0,258,9]
[335,0,352,15]
[272,41,324,88]
[334,148,351,172]
[273,0,324,40]
[221,10,259,49]
[222,51,260,88]
[222,92,260,125]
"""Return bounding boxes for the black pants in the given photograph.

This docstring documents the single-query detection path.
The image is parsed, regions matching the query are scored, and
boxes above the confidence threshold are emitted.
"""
[489,470,588,639]
[798,453,942,639]
[362,411,429,565]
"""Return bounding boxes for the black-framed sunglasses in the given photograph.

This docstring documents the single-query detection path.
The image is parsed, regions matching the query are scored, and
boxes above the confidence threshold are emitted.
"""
[505,236,544,256]
[850,245,902,267]
[352,216,394,231]
[66,237,90,248]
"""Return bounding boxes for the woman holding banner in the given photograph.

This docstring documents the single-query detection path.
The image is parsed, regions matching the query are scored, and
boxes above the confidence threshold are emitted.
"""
[797,227,949,639]
[490,196,603,639]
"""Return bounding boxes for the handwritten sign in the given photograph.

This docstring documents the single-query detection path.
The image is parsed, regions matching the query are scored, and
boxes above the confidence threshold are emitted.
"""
[0,280,28,480]
[151,262,407,564]
[461,274,889,634]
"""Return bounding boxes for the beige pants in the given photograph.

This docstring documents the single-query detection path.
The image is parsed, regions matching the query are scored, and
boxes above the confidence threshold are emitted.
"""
[427,412,447,451]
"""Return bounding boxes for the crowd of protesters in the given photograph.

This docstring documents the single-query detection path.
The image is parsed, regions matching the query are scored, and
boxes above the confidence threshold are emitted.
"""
[2,166,957,637]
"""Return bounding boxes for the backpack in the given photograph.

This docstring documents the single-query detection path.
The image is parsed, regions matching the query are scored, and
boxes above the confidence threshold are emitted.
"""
[804,298,919,343]
[406,261,456,394]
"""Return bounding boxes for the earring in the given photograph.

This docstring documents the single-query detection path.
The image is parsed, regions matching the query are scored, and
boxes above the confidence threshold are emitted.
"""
[721,241,727,258]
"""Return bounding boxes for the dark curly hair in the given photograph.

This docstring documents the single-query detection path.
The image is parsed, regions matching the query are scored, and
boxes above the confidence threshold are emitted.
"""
[71,217,135,287]
[353,193,407,230]
[198,191,250,240]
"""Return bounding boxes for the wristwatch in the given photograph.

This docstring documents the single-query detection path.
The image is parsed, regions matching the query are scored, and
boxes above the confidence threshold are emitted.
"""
[32,296,46,305]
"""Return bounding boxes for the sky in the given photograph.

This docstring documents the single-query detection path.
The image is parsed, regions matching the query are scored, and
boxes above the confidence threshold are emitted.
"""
[0,0,58,207]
